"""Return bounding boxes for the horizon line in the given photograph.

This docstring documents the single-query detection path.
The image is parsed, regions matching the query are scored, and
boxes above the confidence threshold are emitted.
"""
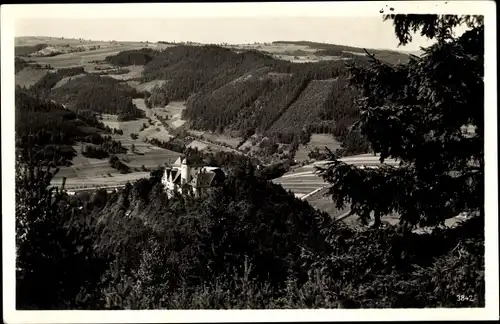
[15,35,422,54]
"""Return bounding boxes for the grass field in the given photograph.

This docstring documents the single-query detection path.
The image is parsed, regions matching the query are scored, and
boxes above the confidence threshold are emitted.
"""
[294,133,342,162]
[52,73,87,89]
[51,137,181,190]
[106,65,144,81]
[100,114,150,136]
[127,79,168,92]
[187,139,241,154]
[16,36,172,71]
[15,67,49,88]
[187,130,243,148]
[304,187,350,218]
[270,154,468,230]
[161,101,187,129]
[272,154,400,214]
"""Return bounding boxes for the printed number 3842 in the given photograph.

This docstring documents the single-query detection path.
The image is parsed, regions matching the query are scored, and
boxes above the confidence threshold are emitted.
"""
[457,294,475,302]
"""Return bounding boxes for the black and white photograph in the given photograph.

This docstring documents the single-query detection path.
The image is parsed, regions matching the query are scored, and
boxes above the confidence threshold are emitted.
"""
[1,1,498,322]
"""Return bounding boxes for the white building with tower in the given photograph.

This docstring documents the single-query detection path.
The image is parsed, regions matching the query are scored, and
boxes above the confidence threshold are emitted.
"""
[161,156,225,198]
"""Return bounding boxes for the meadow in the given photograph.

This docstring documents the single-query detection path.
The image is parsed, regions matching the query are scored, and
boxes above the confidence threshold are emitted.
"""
[293,133,342,162]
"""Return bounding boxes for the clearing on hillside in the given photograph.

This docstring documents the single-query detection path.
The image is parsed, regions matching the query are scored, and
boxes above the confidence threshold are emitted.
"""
[105,65,145,81]
[128,79,168,93]
[52,73,87,89]
[294,133,342,162]
[150,101,188,129]
[100,114,150,137]
[187,139,241,154]
[15,68,49,88]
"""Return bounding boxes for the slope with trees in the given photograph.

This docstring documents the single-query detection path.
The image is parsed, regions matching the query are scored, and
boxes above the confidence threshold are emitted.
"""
[31,67,86,93]
[107,44,369,156]
[15,87,103,166]
[105,48,158,66]
[318,14,484,229]
[50,74,145,120]
[266,79,337,137]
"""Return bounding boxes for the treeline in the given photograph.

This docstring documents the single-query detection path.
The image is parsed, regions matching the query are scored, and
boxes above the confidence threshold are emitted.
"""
[31,66,85,93]
[105,48,158,66]
[50,74,146,120]
[16,155,484,309]
[15,87,108,166]
[185,69,275,132]
[142,45,282,103]
[108,154,130,174]
[81,136,127,159]
[15,57,47,73]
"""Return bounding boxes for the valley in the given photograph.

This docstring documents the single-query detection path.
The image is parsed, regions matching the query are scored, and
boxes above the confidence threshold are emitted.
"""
[14,35,446,223]
[12,11,486,312]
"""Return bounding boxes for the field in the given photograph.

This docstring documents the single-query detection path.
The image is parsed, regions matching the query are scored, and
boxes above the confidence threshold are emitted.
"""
[187,130,243,148]
[127,79,168,92]
[105,65,145,81]
[15,67,49,88]
[272,154,399,203]
[100,114,150,137]
[52,73,87,89]
[158,101,187,129]
[187,139,241,154]
[294,133,342,162]
[272,154,465,230]
[51,138,181,190]
[16,36,172,71]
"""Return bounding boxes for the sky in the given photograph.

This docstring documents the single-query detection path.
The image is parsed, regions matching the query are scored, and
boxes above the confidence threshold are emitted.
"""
[15,17,438,53]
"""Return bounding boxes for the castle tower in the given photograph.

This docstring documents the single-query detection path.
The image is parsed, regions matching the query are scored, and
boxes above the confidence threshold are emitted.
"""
[180,157,191,184]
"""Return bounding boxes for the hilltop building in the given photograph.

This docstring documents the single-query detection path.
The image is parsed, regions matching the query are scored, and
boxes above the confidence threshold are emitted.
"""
[161,156,225,198]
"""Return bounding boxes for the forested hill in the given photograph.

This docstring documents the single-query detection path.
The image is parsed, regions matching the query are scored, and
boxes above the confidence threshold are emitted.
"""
[49,74,145,120]
[127,45,369,149]
[15,88,111,166]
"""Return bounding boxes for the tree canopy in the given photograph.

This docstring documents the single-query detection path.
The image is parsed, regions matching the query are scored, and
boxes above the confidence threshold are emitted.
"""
[319,14,484,229]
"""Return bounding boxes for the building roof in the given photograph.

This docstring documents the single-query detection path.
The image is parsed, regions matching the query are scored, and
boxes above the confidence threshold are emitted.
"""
[164,163,225,189]
[189,167,225,188]
[172,157,184,167]
[164,168,182,184]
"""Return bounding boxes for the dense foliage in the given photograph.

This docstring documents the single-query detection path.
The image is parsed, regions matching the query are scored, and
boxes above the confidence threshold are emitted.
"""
[31,67,86,93]
[16,152,484,309]
[50,74,145,120]
[82,138,127,159]
[319,14,484,228]
[105,48,158,66]
[108,154,131,174]
[137,44,371,154]
[15,87,108,166]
